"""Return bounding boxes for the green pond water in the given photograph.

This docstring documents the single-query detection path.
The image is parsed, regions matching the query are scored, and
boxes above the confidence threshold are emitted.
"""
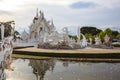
[5,58,120,80]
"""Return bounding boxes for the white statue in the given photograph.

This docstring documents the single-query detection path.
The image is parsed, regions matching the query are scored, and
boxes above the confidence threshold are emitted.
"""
[1,24,4,40]
[77,27,80,42]
[104,34,110,43]
[11,23,15,36]
[62,27,69,43]
[95,37,102,45]
[0,33,14,80]
[80,33,87,47]
[89,38,92,45]
[77,27,87,48]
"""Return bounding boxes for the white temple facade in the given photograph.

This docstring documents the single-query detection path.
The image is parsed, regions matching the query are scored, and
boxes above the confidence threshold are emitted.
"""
[29,9,55,43]
[19,9,87,48]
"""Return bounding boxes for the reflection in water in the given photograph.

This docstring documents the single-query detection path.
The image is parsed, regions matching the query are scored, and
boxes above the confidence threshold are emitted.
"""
[5,59,36,80]
[62,61,69,67]
[5,59,120,80]
[29,59,55,80]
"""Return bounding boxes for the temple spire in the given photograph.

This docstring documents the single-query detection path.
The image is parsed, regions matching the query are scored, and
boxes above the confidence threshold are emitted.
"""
[36,8,38,17]
[51,19,54,27]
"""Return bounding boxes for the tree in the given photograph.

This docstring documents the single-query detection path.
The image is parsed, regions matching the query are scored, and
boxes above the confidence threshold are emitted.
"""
[98,28,113,43]
[85,33,93,39]
[104,28,112,36]
[80,26,102,36]
[117,34,120,39]
[85,33,93,42]
[68,35,78,42]
[98,31,105,42]
[111,31,119,38]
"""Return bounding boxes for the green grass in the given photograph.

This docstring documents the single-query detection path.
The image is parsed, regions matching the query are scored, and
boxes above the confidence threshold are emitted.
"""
[112,44,120,47]
[13,50,120,59]
[12,54,51,59]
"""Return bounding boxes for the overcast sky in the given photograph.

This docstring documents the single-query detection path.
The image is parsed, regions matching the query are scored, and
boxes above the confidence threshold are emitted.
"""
[0,0,120,34]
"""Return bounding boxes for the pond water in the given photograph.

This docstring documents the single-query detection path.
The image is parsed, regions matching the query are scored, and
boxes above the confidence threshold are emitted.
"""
[5,58,120,80]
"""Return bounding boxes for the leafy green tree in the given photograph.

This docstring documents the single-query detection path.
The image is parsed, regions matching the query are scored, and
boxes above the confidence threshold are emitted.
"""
[117,34,120,39]
[98,28,113,43]
[85,33,93,39]
[85,33,93,42]
[104,28,112,36]
[68,35,78,42]
[98,31,105,42]
[111,31,119,38]
[80,26,102,36]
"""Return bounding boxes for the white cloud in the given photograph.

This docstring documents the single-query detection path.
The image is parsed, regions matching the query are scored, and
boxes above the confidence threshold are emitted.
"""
[0,0,120,33]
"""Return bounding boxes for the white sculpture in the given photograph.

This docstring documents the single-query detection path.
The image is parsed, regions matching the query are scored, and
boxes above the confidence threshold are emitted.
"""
[0,37,13,79]
[104,34,110,43]
[80,33,87,47]
[95,37,102,45]
[1,24,4,40]
[77,27,80,42]
[77,27,87,48]
[11,23,15,36]
[0,24,14,80]
[62,27,69,43]
[46,31,62,45]
[89,38,92,45]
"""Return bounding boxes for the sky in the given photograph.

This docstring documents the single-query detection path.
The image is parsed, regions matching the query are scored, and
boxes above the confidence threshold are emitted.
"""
[0,0,120,34]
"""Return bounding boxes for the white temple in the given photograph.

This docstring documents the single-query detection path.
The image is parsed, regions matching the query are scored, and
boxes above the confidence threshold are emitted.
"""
[20,9,87,48]
[29,9,55,44]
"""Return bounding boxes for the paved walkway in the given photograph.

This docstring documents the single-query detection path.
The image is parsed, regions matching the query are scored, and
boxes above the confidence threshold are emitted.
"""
[14,47,120,54]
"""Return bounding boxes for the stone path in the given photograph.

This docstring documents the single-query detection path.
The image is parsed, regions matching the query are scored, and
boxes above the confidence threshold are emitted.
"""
[14,47,120,54]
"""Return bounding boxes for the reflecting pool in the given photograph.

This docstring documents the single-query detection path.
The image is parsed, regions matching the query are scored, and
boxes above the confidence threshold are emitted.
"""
[5,58,120,80]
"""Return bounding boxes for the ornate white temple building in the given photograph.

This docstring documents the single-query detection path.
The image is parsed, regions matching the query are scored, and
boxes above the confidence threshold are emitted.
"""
[20,9,87,48]
[29,9,55,43]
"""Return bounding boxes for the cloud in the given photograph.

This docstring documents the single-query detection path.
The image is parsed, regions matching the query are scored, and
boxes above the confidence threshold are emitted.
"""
[0,10,15,21]
[70,1,98,9]
[29,0,78,6]
[0,0,120,33]
[0,10,12,15]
